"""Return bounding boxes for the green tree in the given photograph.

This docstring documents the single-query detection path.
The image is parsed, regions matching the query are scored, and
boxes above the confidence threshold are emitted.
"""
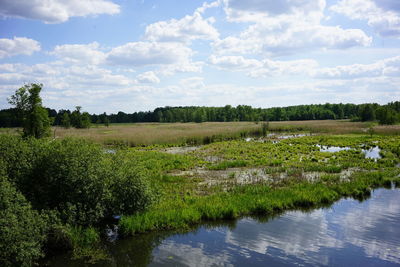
[376,106,398,125]
[61,112,71,129]
[8,84,51,138]
[0,169,47,266]
[104,117,110,127]
[81,112,91,129]
[359,104,376,122]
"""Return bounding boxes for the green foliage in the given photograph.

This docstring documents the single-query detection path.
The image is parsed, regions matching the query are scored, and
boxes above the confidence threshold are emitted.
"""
[26,138,109,225]
[61,112,71,128]
[359,104,376,122]
[8,83,51,138]
[106,157,155,216]
[376,106,399,125]
[0,170,47,267]
[66,226,106,262]
[261,121,269,137]
[209,160,248,170]
[70,106,91,129]
[0,135,155,227]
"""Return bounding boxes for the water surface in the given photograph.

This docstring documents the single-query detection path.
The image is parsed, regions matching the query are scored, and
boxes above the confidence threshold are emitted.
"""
[49,188,400,266]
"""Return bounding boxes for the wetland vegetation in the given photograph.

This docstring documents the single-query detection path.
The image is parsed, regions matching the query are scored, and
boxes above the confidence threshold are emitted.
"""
[1,85,400,266]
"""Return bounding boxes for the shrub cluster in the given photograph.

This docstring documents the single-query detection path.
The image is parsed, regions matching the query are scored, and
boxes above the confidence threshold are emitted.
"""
[0,135,154,265]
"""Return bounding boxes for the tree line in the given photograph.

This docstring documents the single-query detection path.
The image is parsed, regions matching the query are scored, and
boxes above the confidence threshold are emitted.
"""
[1,84,399,128]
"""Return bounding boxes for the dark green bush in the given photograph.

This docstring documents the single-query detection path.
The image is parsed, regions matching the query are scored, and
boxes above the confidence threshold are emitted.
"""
[107,157,154,216]
[0,135,38,186]
[0,135,155,226]
[25,138,111,226]
[0,169,47,267]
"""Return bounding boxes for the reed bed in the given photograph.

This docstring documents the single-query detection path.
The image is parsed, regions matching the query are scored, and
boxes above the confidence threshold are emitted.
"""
[51,120,399,146]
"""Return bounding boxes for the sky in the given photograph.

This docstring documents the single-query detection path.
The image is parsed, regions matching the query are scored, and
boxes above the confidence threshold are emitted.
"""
[0,0,399,114]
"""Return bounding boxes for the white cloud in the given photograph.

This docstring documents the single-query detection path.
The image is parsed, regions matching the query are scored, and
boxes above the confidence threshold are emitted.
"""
[179,76,205,90]
[249,59,319,77]
[209,55,318,77]
[214,18,371,56]
[107,41,202,74]
[144,10,219,43]
[331,0,400,37]
[0,37,40,58]
[195,1,220,14]
[223,0,326,22]
[0,0,120,23]
[313,56,400,79]
[51,42,106,65]
[209,55,262,70]
[136,71,160,84]
[214,0,371,56]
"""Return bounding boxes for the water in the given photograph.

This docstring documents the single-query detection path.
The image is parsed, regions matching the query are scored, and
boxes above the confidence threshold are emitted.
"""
[48,188,400,266]
[362,146,382,161]
[318,145,382,161]
[318,145,351,153]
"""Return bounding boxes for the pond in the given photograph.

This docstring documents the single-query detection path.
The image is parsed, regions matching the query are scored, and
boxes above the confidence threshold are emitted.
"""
[318,145,382,160]
[48,188,400,266]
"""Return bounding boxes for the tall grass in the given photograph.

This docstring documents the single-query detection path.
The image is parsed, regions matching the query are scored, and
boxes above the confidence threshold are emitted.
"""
[52,120,400,146]
[120,170,400,236]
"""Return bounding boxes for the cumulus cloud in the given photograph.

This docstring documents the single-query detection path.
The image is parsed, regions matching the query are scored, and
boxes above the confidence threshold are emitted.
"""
[144,9,219,43]
[0,37,40,58]
[136,71,160,84]
[50,42,106,65]
[209,55,318,77]
[107,41,202,74]
[209,55,262,70]
[214,23,371,55]
[249,59,319,77]
[179,76,205,90]
[313,56,400,79]
[223,0,326,22]
[331,0,400,37]
[0,62,134,94]
[0,0,120,23]
[214,0,371,56]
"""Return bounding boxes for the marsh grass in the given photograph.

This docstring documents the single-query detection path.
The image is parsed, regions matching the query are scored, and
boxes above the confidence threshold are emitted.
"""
[53,122,262,146]
[117,133,400,237]
[51,120,400,146]
[120,170,400,235]
[66,226,107,263]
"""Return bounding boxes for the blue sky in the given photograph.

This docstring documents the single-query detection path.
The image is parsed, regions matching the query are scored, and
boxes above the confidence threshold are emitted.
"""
[0,0,399,113]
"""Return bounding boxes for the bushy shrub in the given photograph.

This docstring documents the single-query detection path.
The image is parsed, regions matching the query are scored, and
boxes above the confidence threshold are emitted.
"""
[107,156,155,216]
[0,168,47,267]
[0,135,155,227]
[26,138,110,226]
[0,135,38,186]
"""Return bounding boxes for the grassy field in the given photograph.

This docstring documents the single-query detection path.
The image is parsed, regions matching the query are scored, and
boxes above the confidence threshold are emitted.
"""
[48,120,400,146]
[117,133,400,236]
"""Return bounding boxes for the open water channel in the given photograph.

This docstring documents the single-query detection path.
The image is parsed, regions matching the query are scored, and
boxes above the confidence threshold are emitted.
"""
[48,187,400,266]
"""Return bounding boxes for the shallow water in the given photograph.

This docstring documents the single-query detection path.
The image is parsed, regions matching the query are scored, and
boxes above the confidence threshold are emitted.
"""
[362,146,382,160]
[318,145,382,161]
[318,145,351,153]
[48,188,400,267]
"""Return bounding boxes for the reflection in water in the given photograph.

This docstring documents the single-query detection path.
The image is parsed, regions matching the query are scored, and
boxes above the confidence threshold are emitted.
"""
[150,189,400,267]
[318,145,351,152]
[362,146,382,160]
[48,189,400,266]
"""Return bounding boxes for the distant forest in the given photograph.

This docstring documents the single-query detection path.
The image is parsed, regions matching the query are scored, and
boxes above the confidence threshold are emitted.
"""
[1,102,399,127]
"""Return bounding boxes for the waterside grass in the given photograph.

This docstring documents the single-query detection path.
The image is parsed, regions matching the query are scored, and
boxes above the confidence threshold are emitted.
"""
[120,170,400,235]
[118,134,400,236]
